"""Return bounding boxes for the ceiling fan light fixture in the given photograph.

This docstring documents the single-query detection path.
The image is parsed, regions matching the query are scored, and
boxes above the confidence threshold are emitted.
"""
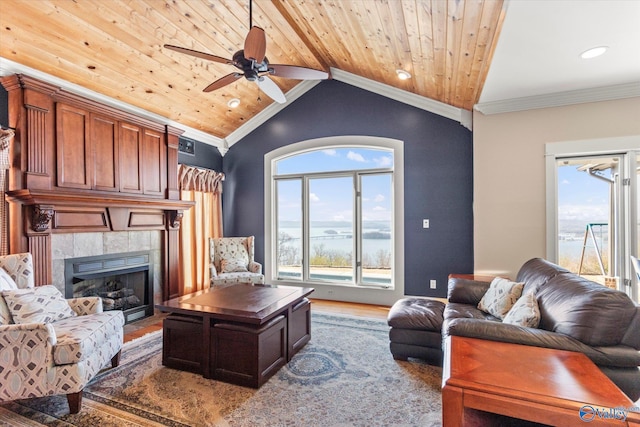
[580,46,608,59]
[227,98,241,108]
[396,69,411,80]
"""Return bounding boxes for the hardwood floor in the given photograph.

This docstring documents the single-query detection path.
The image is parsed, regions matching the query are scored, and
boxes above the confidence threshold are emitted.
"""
[310,299,391,320]
[123,299,391,343]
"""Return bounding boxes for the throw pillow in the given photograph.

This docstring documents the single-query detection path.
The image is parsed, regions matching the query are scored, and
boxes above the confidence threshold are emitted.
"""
[221,258,249,273]
[2,285,77,324]
[503,292,541,328]
[0,268,18,291]
[477,277,524,319]
[215,239,250,271]
[0,268,18,325]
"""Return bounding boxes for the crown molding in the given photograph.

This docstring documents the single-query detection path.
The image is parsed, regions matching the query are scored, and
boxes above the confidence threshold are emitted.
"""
[0,57,225,150]
[475,82,640,115]
[223,79,321,150]
[329,68,472,129]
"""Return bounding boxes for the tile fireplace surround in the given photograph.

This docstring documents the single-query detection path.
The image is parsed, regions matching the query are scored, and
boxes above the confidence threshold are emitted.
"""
[51,231,163,307]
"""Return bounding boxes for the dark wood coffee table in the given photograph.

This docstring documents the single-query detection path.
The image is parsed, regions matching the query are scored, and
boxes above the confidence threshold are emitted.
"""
[156,284,314,387]
[442,336,640,426]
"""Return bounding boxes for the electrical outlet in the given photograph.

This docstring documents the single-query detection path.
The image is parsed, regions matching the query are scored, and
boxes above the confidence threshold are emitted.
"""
[423,219,430,228]
[430,279,437,289]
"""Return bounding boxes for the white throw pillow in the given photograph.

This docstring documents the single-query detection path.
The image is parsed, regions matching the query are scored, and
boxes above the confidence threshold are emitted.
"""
[477,277,524,319]
[2,285,77,324]
[0,268,18,325]
[503,292,541,328]
[221,258,249,273]
[0,268,17,291]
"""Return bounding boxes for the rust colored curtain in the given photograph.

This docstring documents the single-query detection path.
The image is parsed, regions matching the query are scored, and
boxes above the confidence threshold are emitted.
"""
[178,164,224,295]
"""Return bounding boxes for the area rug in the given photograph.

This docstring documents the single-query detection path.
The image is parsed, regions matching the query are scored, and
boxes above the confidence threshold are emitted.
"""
[0,312,443,427]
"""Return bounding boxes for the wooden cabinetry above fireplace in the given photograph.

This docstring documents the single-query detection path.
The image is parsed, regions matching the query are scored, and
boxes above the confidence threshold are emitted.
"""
[56,103,166,197]
[1,74,193,298]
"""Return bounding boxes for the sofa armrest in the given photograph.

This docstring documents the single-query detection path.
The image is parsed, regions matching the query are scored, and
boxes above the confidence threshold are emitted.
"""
[0,322,57,351]
[67,297,103,315]
[249,261,262,274]
[445,318,634,367]
[210,263,218,278]
[447,278,491,305]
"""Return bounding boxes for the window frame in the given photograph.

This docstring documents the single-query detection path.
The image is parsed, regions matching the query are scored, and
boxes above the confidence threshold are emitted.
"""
[264,136,405,305]
[545,135,640,302]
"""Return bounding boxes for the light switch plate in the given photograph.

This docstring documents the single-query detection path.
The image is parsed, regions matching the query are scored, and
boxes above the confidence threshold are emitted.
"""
[423,219,430,228]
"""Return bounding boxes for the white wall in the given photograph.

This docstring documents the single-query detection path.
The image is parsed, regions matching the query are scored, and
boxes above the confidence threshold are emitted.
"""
[473,97,640,278]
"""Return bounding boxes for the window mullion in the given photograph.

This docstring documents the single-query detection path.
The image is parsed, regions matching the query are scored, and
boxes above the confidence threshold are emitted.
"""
[355,173,363,286]
[302,176,310,282]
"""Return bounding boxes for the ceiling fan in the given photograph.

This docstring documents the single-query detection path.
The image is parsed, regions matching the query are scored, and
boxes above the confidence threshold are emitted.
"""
[164,1,329,104]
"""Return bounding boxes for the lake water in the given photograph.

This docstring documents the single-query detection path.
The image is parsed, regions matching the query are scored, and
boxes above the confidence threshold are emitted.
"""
[279,226,391,261]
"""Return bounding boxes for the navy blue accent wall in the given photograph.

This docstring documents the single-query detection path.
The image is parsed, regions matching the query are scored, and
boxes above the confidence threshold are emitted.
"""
[223,80,473,297]
[178,139,223,171]
[235,80,474,297]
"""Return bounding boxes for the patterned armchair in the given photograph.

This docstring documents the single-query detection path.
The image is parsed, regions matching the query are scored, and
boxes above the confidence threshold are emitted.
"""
[209,236,265,287]
[0,253,124,414]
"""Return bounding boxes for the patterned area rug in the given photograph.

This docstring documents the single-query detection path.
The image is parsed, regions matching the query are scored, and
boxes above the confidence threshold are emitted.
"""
[0,312,443,427]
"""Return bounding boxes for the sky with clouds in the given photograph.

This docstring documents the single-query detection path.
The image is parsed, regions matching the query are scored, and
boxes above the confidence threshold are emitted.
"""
[276,147,393,223]
[558,165,610,222]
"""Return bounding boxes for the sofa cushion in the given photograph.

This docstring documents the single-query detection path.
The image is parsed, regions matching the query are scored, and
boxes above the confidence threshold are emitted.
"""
[51,311,125,365]
[387,298,445,331]
[537,274,637,347]
[210,272,265,286]
[2,285,77,324]
[503,292,540,328]
[213,237,250,271]
[0,269,18,325]
[516,257,569,295]
[478,277,524,320]
[620,307,640,350]
[0,253,35,289]
[447,278,491,305]
[443,302,501,327]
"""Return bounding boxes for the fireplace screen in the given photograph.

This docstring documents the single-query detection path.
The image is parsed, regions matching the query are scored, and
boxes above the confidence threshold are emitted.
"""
[64,251,153,324]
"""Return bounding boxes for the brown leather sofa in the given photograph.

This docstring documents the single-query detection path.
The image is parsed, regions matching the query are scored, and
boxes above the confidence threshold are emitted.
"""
[388,258,640,400]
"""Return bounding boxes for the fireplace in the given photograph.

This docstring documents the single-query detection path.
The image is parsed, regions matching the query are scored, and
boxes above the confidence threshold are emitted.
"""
[64,251,154,324]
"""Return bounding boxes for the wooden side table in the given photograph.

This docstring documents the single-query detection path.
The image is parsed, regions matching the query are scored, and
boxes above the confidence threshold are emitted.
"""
[442,336,640,426]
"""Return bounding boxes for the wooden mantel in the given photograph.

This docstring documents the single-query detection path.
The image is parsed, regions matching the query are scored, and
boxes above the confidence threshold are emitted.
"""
[2,73,194,300]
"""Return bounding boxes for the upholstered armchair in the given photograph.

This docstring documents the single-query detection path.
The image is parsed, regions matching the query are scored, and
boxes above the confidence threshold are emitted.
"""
[209,236,265,287]
[0,253,124,414]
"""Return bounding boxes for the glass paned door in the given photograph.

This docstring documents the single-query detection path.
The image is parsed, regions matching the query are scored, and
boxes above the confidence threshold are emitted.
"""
[360,174,393,286]
[308,176,354,283]
[556,156,616,286]
[276,179,302,280]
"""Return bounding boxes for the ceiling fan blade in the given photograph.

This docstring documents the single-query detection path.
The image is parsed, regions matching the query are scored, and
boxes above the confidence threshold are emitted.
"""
[164,44,231,65]
[244,26,266,63]
[269,64,329,80]
[257,76,286,104]
[203,73,242,93]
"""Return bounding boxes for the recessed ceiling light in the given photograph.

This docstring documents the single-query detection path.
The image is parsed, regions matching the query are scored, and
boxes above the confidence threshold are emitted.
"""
[396,69,411,80]
[580,46,608,59]
[227,98,240,108]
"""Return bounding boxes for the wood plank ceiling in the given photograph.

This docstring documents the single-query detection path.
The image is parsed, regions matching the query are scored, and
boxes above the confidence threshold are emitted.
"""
[0,0,505,141]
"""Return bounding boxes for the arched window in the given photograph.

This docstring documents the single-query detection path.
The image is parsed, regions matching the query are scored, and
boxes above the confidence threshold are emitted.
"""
[265,136,404,298]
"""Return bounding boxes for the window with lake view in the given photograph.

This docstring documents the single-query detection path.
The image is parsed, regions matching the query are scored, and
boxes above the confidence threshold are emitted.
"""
[273,146,394,288]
